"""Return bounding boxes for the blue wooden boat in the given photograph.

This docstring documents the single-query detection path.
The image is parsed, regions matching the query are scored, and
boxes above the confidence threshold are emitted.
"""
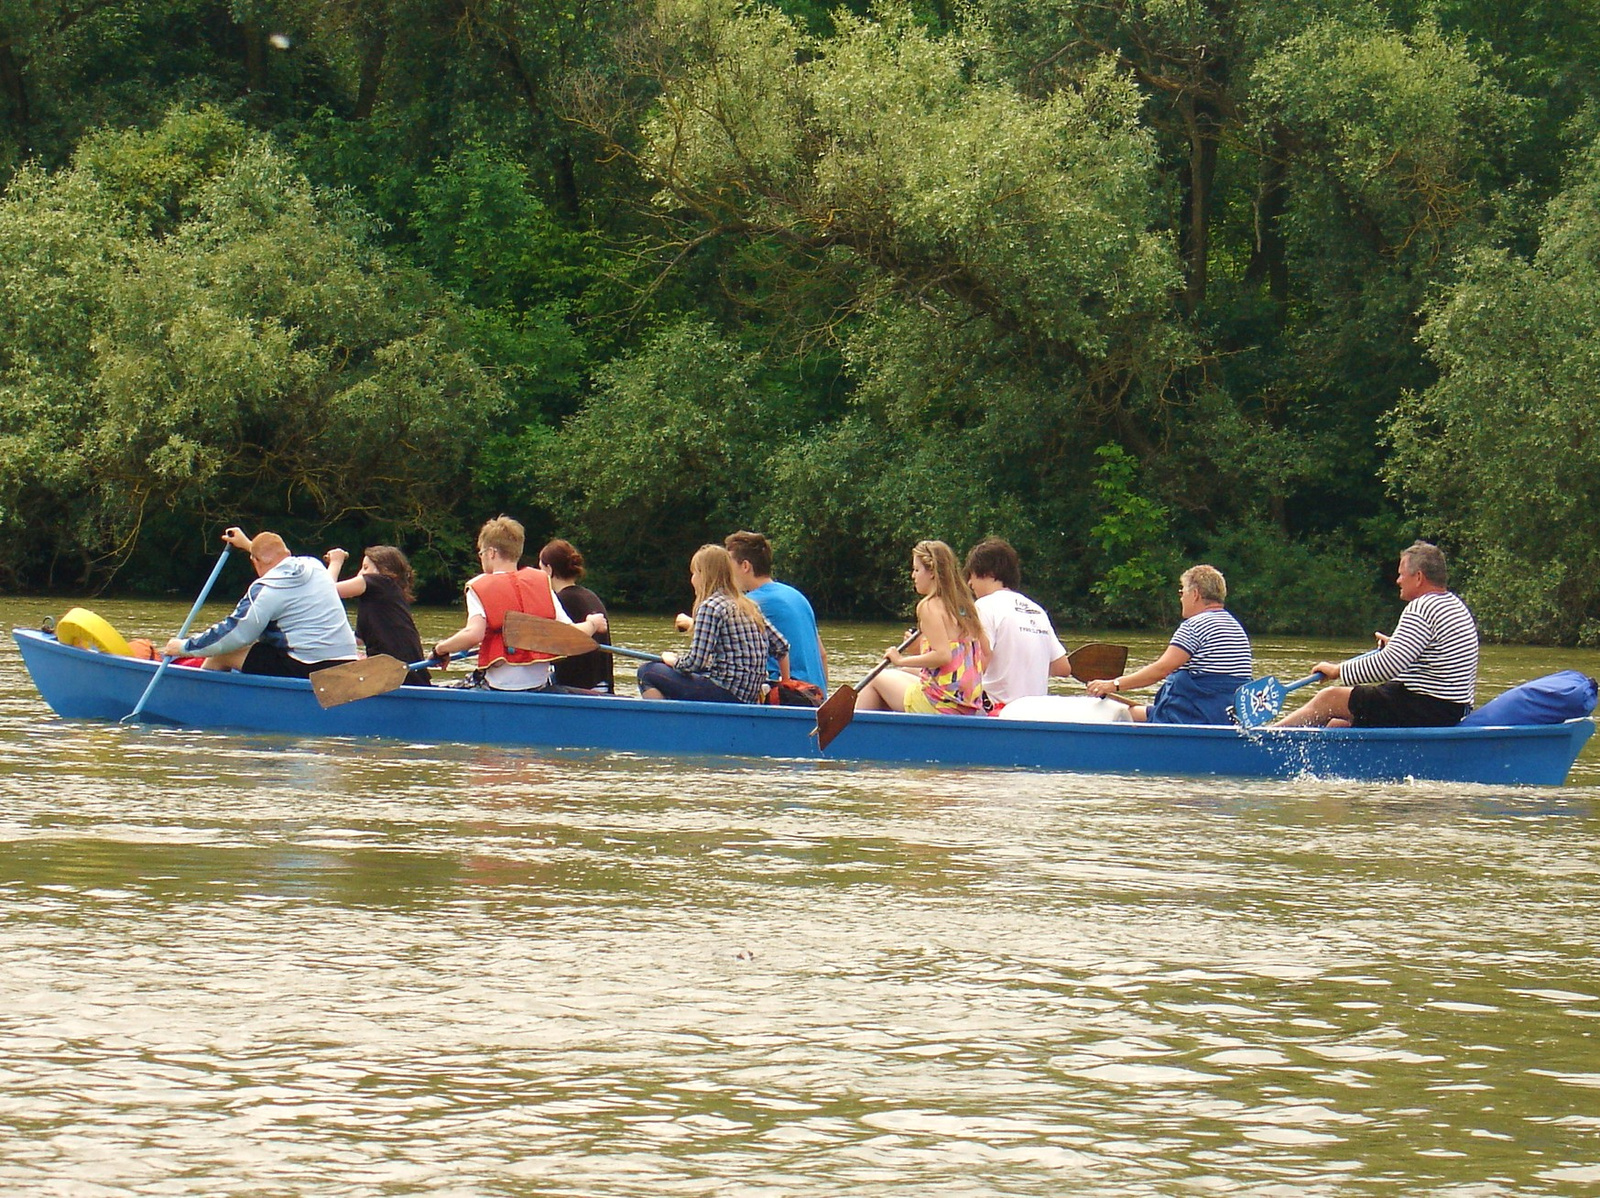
[11,628,1594,786]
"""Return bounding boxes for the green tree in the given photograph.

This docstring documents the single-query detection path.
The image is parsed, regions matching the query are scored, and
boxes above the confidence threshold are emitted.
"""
[1086,444,1172,625]
[1385,130,1600,644]
[0,106,504,590]
[534,318,772,604]
[559,0,1187,610]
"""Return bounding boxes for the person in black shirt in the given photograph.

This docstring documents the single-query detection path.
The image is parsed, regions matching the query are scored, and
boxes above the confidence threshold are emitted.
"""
[324,545,430,686]
[538,539,615,694]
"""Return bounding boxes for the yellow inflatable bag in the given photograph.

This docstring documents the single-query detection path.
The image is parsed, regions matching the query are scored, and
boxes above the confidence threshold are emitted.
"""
[56,608,135,657]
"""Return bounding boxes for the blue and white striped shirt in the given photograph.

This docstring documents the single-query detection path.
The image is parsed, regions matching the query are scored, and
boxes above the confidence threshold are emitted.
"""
[1341,590,1478,703]
[1171,608,1253,678]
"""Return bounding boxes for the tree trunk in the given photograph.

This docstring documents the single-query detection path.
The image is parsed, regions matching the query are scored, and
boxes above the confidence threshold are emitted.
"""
[0,36,30,140]
[499,44,581,218]
[242,20,266,97]
[1178,96,1221,316]
[353,17,388,120]
[1245,128,1290,313]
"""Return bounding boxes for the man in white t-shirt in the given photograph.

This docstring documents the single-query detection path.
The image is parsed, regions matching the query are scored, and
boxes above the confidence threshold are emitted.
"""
[964,538,1072,705]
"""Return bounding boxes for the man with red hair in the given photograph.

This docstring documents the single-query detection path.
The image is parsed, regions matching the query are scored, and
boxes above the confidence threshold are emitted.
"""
[165,526,357,676]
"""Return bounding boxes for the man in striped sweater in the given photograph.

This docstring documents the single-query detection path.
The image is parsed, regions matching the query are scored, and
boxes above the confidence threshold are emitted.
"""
[1277,542,1478,727]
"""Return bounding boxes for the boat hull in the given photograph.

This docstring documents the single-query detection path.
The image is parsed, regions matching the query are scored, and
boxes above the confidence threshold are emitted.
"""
[12,629,1594,785]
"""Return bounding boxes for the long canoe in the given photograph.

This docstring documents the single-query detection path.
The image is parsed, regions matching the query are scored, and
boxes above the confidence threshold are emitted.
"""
[12,628,1594,786]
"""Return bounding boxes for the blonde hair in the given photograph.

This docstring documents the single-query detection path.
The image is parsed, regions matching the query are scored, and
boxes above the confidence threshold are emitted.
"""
[477,516,525,563]
[1180,564,1226,604]
[690,544,764,627]
[912,539,986,644]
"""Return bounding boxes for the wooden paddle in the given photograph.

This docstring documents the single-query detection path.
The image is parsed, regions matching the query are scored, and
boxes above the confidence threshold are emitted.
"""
[501,610,662,663]
[1064,642,1135,705]
[1230,671,1326,728]
[1066,642,1128,685]
[813,631,922,752]
[311,650,472,709]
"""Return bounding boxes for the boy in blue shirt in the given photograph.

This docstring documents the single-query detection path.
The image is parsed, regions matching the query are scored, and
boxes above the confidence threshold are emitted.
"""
[677,531,828,690]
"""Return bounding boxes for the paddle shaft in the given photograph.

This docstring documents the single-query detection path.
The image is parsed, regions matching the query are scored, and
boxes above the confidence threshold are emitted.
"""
[813,631,921,751]
[409,650,476,669]
[1264,673,1326,716]
[122,548,230,723]
[855,631,923,694]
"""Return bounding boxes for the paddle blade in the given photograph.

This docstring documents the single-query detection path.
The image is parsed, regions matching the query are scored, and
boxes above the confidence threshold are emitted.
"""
[1231,676,1287,728]
[312,656,409,709]
[814,685,858,752]
[502,610,600,657]
[1068,642,1128,683]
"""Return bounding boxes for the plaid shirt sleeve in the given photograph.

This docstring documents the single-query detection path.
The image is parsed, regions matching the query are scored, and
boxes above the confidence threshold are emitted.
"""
[677,595,724,675]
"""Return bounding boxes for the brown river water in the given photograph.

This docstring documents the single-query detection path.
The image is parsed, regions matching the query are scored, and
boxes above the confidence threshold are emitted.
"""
[2,594,1599,1196]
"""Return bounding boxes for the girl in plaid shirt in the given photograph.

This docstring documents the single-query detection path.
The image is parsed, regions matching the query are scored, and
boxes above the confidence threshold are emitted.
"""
[639,545,791,703]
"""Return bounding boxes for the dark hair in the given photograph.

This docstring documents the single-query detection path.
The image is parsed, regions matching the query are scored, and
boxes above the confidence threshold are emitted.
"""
[363,545,415,602]
[1402,541,1448,587]
[539,538,586,581]
[724,530,773,577]
[964,537,1022,590]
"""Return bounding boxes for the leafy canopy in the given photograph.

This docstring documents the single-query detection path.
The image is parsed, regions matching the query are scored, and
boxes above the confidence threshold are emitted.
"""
[0,106,504,589]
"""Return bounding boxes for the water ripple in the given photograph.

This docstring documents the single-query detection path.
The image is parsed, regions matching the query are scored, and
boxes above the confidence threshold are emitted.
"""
[3,607,1600,1194]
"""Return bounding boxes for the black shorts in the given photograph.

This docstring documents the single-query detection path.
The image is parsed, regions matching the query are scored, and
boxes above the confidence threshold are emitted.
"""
[1347,680,1468,728]
[241,642,349,679]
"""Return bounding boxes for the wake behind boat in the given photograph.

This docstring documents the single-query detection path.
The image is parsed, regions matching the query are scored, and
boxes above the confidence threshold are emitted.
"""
[12,628,1593,786]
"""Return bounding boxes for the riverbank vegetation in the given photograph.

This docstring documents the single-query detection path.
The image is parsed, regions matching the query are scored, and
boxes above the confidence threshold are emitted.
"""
[1,0,1597,641]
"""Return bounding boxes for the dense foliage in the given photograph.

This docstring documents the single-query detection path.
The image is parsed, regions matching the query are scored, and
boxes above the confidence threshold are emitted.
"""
[1,0,1597,638]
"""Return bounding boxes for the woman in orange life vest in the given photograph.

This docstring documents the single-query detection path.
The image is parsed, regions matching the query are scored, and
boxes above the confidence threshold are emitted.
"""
[853,539,991,715]
[428,516,607,691]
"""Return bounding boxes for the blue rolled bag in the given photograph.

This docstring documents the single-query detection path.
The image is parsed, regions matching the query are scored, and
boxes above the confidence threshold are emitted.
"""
[1459,670,1599,726]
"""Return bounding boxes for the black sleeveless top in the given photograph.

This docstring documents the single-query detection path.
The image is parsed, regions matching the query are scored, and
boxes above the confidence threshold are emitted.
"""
[356,573,428,684]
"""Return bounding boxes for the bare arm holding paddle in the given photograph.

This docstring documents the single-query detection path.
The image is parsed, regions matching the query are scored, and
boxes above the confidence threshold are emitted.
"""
[1085,644,1191,721]
[324,548,369,599]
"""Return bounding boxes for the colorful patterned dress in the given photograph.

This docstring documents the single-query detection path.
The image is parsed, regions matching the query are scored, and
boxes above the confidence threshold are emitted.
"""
[906,635,988,715]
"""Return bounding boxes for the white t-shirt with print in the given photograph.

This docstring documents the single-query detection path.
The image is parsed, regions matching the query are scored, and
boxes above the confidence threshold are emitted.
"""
[975,588,1068,705]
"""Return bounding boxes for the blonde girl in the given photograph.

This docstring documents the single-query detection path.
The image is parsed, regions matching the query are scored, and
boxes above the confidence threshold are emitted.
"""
[640,545,792,703]
[855,540,991,715]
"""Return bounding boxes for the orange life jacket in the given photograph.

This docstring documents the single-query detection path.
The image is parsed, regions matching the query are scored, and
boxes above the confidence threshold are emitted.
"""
[469,568,558,668]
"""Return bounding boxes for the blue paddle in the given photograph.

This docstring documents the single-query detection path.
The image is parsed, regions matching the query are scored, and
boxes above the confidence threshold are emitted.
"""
[1230,672,1326,729]
[122,547,231,724]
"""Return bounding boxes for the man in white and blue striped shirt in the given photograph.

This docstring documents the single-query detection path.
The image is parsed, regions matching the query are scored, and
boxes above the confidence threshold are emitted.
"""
[1277,542,1478,727]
